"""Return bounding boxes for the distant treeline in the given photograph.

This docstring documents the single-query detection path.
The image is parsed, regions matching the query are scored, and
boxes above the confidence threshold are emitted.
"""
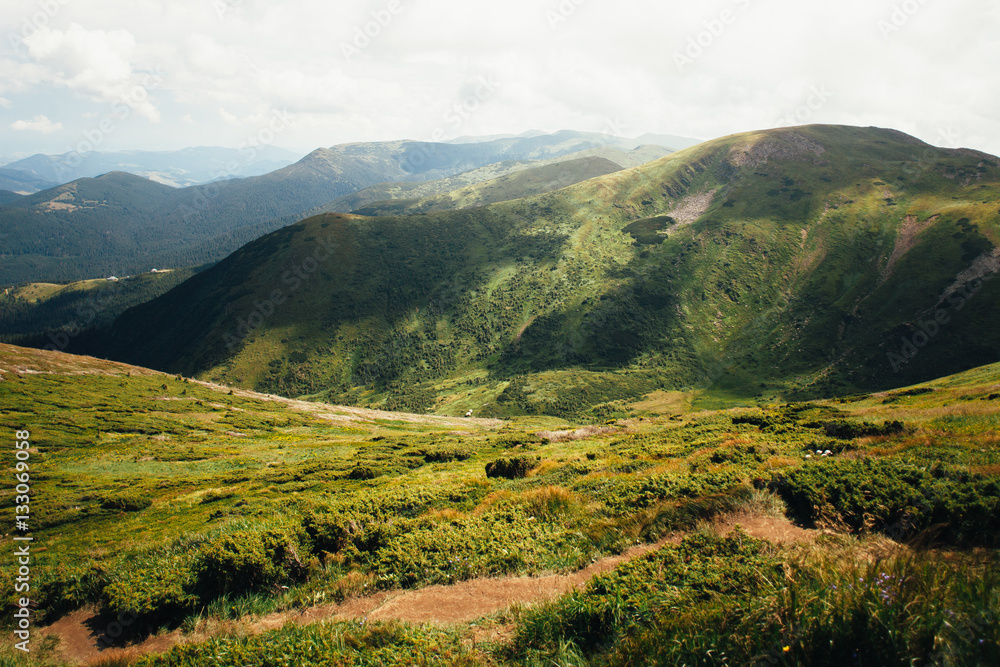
[0,267,201,347]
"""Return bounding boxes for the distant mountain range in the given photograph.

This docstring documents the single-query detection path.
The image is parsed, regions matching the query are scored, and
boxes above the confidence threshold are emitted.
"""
[307,146,673,216]
[0,131,687,285]
[93,125,1000,416]
[1,146,301,190]
[0,167,57,194]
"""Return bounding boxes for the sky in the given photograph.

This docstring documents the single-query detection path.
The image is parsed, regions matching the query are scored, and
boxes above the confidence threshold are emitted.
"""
[1,0,999,162]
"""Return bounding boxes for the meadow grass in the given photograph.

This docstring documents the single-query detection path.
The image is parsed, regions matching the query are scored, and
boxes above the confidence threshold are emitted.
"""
[0,346,997,665]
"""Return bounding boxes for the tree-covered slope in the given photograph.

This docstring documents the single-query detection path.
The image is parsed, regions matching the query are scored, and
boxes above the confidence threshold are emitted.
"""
[0,132,673,285]
[0,267,199,346]
[98,125,1000,416]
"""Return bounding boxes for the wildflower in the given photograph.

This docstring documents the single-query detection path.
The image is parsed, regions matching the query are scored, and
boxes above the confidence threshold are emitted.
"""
[783,646,791,653]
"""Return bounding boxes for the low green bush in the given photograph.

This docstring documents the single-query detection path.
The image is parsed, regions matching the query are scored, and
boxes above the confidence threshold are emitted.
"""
[421,447,472,463]
[193,528,306,597]
[99,492,152,512]
[102,554,197,619]
[508,530,781,658]
[809,419,907,439]
[136,619,477,667]
[485,456,536,479]
[769,458,1000,545]
[609,553,1000,667]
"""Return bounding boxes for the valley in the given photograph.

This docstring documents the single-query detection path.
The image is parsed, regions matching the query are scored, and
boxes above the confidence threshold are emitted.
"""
[1,123,997,667]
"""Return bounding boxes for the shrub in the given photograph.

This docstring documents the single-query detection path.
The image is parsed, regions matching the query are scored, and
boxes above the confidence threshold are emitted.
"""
[421,448,472,463]
[485,456,536,479]
[302,512,359,554]
[102,555,197,619]
[99,492,152,512]
[769,459,1000,545]
[805,419,907,439]
[194,528,306,597]
[508,530,780,657]
[347,466,377,480]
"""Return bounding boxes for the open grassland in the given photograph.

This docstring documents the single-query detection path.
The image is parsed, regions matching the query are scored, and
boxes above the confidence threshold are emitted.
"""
[0,345,997,665]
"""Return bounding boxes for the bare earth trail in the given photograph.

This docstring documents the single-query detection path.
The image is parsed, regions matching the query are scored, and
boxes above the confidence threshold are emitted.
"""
[41,516,817,665]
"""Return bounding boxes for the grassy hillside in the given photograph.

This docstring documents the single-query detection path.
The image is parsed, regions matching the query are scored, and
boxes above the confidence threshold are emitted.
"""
[353,156,623,216]
[0,132,655,285]
[0,344,997,665]
[309,146,670,216]
[0,190,24,205]
[98,125,1000,416]
[0,268,199,345]
[0,167,56,194]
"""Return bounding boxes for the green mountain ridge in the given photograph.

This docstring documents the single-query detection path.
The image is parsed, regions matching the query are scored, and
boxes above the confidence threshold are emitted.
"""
[0,131,678,285]
[353,156,624,216]
[95,124,1000,417]
[303,146,669,216]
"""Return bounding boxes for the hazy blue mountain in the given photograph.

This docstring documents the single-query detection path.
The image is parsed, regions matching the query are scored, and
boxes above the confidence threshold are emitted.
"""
[3,146,301,188]
[0,168,57,194]
[0,131,688,284]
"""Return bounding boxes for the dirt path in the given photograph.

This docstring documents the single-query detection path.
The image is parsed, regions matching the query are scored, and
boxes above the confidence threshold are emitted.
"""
[40,517,815,665]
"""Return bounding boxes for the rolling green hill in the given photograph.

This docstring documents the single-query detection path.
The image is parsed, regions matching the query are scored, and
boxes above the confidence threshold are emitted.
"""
[308,146,670,215]
[0,190,23,205]
[353,156,624,216]
[0,132,676,285]
[0,167,56,193]
[96,125,1000,417]
[0,267,199,346]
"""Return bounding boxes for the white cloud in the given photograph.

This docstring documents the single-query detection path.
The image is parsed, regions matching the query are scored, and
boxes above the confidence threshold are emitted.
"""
[0,97,11,108]
[0,0,998,154]
[22,23,161,122]
[11,114,62,133]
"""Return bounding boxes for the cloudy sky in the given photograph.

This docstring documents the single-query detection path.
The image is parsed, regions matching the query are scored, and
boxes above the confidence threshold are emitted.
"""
[1,0,998,162]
